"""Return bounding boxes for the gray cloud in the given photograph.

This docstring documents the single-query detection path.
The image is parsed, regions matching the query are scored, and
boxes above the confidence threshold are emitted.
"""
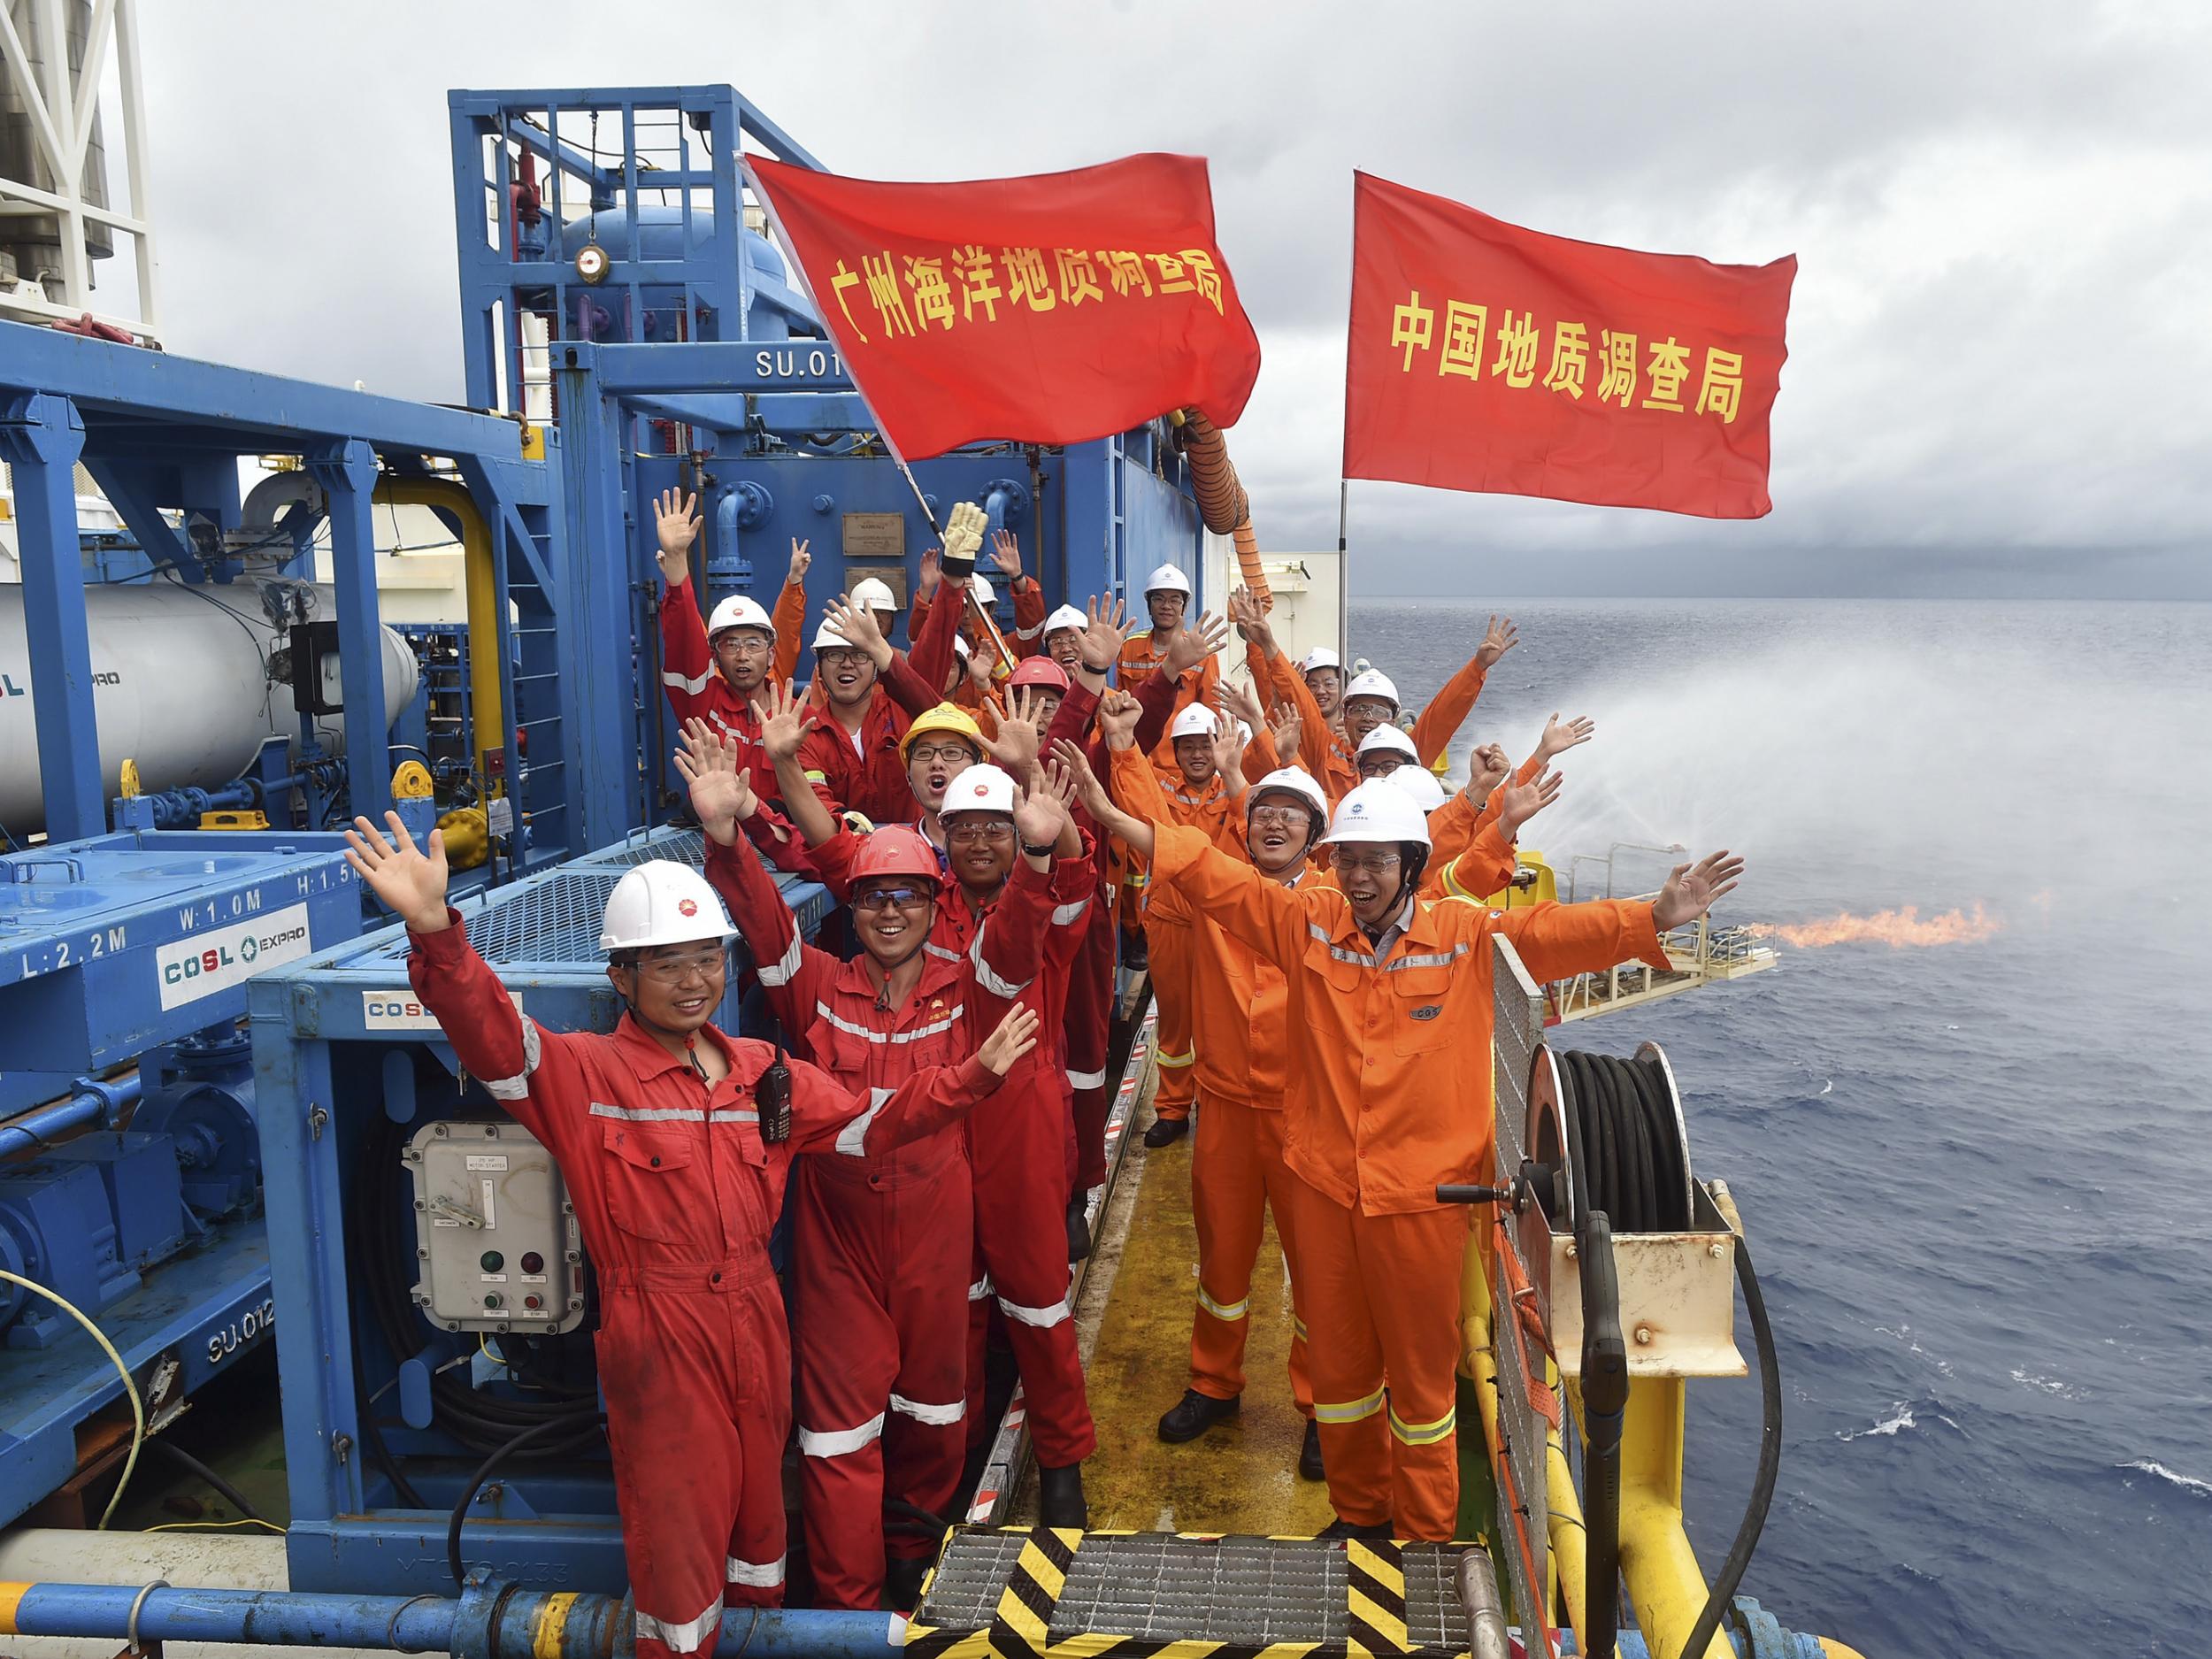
[140,1,2212,595]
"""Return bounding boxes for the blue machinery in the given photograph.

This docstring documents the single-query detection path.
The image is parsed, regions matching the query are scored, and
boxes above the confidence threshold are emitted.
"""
[2,81,1201,1541]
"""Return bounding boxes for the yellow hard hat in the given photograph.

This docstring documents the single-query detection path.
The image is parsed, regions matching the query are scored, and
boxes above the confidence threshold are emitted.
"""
[900,702,985,759]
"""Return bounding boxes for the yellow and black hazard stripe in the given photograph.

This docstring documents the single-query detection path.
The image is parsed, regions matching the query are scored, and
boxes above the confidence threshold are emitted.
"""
[903,1528,1472,1659]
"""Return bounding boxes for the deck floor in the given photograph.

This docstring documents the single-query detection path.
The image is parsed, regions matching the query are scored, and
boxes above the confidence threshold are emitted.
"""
[1014,1093,1336,1536]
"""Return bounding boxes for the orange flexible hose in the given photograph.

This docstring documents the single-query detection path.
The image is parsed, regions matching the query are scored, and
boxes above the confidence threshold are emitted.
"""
[1179,408,1273,607]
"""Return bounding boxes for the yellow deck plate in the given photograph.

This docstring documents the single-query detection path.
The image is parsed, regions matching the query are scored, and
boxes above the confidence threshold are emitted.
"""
[1038,1113,1335,1537]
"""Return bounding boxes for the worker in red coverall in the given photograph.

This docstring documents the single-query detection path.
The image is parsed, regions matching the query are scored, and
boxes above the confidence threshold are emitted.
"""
[790,600,946,828]
[653,488,815,864]
[680,721,1068,1610]
[342,812,1038,1656]
[754,672,1102,1526]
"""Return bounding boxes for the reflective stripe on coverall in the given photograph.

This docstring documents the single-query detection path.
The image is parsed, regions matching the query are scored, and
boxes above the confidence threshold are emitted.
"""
[406,914,1003,1655]
[705,835,1045,1608]
[1142,819,1669,1540]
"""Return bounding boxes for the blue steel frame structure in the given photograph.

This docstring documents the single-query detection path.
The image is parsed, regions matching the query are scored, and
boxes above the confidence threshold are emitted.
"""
[448,87,1205,833]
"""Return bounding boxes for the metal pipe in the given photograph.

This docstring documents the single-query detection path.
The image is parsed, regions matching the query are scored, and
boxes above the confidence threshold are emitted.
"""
[1454,1548,1511,1659]
[372,480,505,801]
[0,1073,142,1161]
[0,1581,906,1659]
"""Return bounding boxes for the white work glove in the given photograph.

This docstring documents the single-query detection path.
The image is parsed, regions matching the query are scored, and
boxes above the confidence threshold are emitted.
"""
[939,500,987,572]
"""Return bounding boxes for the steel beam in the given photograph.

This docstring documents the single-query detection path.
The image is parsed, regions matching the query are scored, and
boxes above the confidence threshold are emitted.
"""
[304,440,391,825]
[0,391,101,839]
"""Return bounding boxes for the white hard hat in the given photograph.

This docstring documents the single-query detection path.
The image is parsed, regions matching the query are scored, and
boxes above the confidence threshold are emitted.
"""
[707,594,776,641]
[1321,778,1432,849]
[1044,603,1087,636]
[598,859,738,952]
[1301,648,1340,674]
[970,574,995,606]
[812,620,857,650]
[1170,703,1219,741]
[1356,726,1419,761]
[1248,766,1330,822]
[941,763,1018,818]
[1382,765,1448,812]
[850,576,897,613]
[1143,564,1193,597]
[953,636,972,660]
[1343,669,1400,710]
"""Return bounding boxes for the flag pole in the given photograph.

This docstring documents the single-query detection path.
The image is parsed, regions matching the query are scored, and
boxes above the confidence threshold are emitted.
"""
[742,155,1017,678]
[1335,478,1350,674]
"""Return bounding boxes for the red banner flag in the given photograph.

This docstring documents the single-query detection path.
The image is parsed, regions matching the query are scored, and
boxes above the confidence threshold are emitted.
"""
[747,153,1262,462]
[1343,172,1795,518]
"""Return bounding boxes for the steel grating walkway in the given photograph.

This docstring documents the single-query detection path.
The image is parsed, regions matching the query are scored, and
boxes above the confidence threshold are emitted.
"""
[916,1529,1479,1654]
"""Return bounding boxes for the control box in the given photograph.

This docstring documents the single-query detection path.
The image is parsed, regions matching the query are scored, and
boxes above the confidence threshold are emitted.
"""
[404,1121,585,1334]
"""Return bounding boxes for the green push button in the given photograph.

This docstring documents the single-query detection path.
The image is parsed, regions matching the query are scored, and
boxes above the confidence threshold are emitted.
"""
[480,1250,503,1272]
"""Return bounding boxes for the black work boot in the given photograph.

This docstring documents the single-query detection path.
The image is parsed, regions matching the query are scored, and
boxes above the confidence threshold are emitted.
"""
[1142,1114,1190,1148]
[1319,1516,1394,1540]
[1065,1193,1093,1263]
[1299,1418,1325,1481]
[1036,1460,1088,1531]
[883,1555,931,1612]
[1156,1388,1240,1443]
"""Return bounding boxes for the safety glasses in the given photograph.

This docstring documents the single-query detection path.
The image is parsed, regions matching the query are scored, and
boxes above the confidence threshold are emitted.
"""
[853,885,933,911]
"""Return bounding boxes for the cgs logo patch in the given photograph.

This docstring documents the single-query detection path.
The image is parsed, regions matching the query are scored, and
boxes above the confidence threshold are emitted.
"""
[1409,1004,1442,1021]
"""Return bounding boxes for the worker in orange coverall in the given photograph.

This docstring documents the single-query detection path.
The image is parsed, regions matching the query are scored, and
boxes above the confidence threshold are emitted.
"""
[342,812,1038,1655]
[680,718,1072,1610]
[1072,708,1746,1542]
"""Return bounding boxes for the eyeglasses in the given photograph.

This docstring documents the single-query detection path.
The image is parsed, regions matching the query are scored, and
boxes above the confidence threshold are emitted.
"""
[1332,850,1402,876]
[713,634,772,657]
[1248,803,1308,827]
[944,821,1013,848]
[626,946,727,984]
[909,743,974,766]
[818,648,869,670]
[1357,757,1403,779]
[853,884,933,911]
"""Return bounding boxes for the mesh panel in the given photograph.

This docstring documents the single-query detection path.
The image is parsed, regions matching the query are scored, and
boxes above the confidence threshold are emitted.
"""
[582,828,708,869]
[460,872,626,965]
[921,1533,1476,1647]
[1489,936,1549,1629]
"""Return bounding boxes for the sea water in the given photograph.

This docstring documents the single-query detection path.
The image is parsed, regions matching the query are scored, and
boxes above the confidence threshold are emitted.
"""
[1357,597,2212,1656]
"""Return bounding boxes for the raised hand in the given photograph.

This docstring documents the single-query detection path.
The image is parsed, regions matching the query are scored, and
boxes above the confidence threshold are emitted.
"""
[941,501,987,567]
[1220,674,1266,734]
[1652,851,1747,931]
[987,528,1023,580]
[1497,767,1563,836]
[985,685,1047,776]
[1011,771,1069,849]
[1210,708,1248,780]
[342,811,450,932]
[1469,741,1511,799]
[1540,711,1595,760]
[977,1003,1043,1076]
[1095,687,1141,749]
[1050,739,1113,822]
[1078,594,1130,673]
[653,488,701,586]
[1475,613,1520,669]
[786,538,811,588]
[1164,609,1231,677]
[1271,709,1302,767]
[821,594,889,664]
[673,718,757,843]
[758,680,815,762]
[1227,585,1274,650]
[918,546,942,600]
[964,649,995,692]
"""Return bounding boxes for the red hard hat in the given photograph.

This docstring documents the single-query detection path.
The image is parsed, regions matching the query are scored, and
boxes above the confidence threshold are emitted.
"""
[1008,656,1071,692]
[846,825,944,888]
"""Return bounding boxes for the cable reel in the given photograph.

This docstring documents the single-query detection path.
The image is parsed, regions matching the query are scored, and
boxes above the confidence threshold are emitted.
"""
[1525,1041,1694,1239]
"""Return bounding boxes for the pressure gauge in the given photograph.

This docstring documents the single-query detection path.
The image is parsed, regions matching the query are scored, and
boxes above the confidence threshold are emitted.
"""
[574,242,611,285]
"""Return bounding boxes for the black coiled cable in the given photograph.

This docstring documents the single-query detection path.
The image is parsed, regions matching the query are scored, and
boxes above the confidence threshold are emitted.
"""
[1554,1050,1691,1233]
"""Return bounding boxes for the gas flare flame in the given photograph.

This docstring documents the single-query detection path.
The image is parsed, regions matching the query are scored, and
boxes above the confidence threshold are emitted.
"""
[1751,903,2001,949]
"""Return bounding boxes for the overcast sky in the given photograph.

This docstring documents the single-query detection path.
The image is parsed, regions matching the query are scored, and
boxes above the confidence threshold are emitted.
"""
[134,2,2211,597]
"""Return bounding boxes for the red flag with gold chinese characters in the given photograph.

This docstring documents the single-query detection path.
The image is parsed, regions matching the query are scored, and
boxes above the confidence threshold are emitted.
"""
[1344,172,1795,518]
[747,153,1261,461]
